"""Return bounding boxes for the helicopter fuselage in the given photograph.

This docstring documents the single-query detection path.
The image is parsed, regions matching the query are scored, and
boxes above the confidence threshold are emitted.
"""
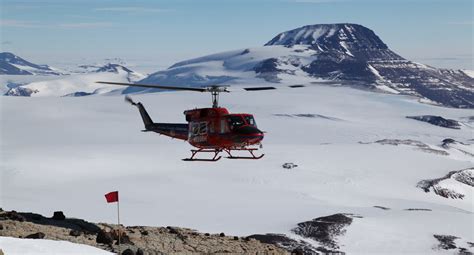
[184,107,264,149]
[133,101,264,150]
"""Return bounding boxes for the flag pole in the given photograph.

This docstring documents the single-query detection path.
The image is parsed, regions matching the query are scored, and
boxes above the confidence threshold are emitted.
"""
[117,198,121,255]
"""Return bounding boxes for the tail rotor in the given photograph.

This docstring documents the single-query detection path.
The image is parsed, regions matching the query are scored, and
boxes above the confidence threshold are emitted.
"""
[125,95,137,106]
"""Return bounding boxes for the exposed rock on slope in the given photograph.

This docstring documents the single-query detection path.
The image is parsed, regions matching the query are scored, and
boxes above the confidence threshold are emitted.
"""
[432,234,472,254]
[417,167,474,199]
[247,234,318,254]
[406,115,461,129]
[364,139,450,155]
[291,213,354,251]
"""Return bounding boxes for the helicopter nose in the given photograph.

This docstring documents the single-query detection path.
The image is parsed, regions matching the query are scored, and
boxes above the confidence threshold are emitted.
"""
[236,126,263,135]
[235,126,264,142]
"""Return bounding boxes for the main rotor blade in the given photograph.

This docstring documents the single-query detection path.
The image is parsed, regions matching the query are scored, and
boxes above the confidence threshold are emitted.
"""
[241,85,305,91]
[96,81,207,92]
[243,86,276,91]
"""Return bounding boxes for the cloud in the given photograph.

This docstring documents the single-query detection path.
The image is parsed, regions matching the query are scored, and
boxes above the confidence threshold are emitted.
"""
[59,22,114,28]
[7,5,40,10]
[0,19,114,29]
[446,21,473,25]
[0,19,40,28]
[94,7,168,13]
[2,41,13,45]
[291,0,345,3]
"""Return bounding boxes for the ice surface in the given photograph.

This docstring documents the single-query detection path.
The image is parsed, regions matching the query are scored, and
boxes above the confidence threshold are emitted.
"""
[1,84,473,253]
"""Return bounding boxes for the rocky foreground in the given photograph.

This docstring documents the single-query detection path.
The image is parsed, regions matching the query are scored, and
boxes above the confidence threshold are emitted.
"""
[0,208,368,254]
[0,209,290,255]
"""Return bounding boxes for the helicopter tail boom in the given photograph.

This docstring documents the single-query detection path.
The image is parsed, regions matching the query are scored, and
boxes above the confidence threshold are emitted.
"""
[125,96,188,140]
[125,96,154,129]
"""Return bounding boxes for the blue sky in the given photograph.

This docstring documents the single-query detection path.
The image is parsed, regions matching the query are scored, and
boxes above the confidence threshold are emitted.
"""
[1,0,472,71]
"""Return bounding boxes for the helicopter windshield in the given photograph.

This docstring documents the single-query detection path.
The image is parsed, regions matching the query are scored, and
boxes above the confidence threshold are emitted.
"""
[227,115,245,130]
[227,115,257,130]
[244,115,256,126]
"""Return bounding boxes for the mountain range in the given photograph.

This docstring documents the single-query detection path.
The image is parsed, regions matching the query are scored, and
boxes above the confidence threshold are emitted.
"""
[4,62,144,97]
[2,23,473,108]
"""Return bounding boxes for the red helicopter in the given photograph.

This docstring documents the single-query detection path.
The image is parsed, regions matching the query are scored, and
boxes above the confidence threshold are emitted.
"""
[97,82,303,161]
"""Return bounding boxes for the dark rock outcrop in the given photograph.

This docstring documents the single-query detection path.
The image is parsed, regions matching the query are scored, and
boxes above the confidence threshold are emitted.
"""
[407,115,461,129]
[247,234,318,255]
[52,211,66,220]
[4,86,38,96]
[282,163,298,169]
[96,229,114,245]
[121,248,135,255]
[95,63,134,74]
[434,235,458,250]
[25,232,46,239]
[0,211,26,222]
[371,139,449,155]
[69,229,81,237]
[292,213,353,250]
[373,206,390,210]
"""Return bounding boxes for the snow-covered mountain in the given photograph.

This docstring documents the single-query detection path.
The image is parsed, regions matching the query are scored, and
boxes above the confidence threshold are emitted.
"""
[4,63,144,97]
[137,23,474,108]
[76,61,133,74]
[0,52,63,75]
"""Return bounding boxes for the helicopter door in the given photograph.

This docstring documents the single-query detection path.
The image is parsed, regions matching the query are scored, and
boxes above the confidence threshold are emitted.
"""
[220,119,229,134]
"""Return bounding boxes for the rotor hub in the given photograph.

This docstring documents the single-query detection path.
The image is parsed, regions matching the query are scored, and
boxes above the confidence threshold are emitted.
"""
[205,85,229,108]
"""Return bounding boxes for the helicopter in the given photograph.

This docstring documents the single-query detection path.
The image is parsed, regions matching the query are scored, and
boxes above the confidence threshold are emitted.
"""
[97,81,304,161]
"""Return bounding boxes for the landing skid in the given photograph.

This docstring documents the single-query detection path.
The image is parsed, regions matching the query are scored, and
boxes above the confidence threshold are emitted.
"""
[182,148,264,161]
[182,149,222,162]
[224,148,264,160]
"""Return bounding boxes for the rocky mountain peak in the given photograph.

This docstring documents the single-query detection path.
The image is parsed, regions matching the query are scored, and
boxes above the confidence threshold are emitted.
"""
[265,23,402,61]
[95,63,134,74]
[0,52,21,62]
[266,24,385,49]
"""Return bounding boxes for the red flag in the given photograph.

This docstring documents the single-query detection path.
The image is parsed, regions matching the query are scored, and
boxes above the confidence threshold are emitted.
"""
[105,191,119,203]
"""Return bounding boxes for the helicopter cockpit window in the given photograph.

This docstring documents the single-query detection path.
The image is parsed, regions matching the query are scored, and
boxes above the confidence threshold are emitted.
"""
[227,115,245,130]
[244,116,256,126]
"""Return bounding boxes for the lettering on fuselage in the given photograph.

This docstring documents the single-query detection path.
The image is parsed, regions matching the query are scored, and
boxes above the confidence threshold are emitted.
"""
[191,135,207,143]
[189,121,208,143]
